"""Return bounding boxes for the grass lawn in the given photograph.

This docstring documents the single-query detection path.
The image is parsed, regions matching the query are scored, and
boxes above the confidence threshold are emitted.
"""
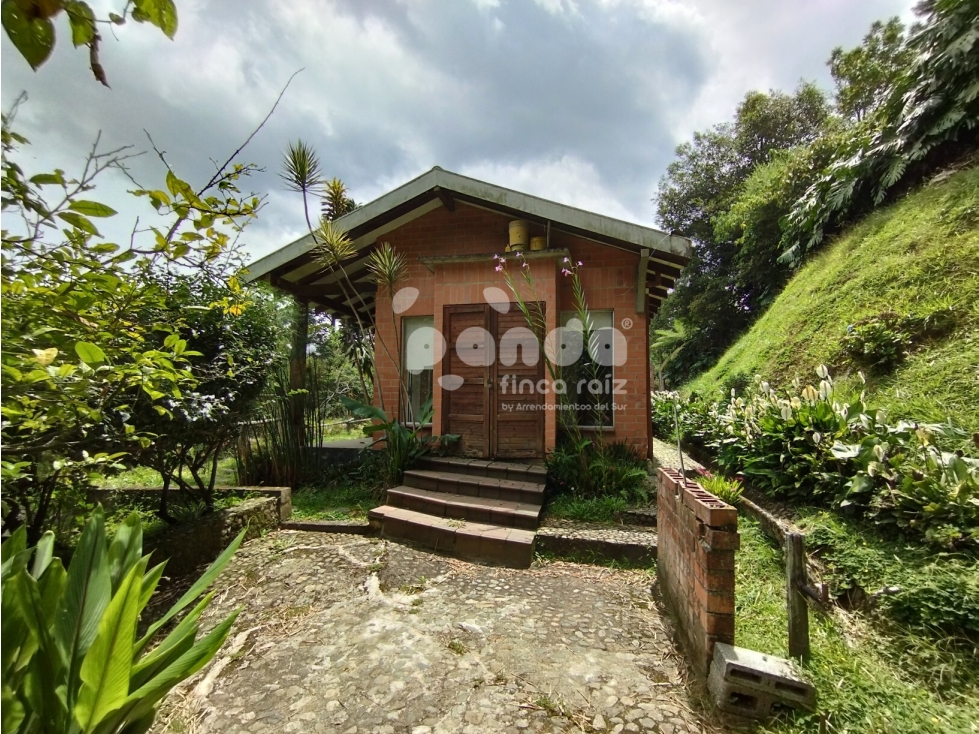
[544,493,632,523]
[291,477,384,521]
[96,456,239,489]
[735,516,979,733]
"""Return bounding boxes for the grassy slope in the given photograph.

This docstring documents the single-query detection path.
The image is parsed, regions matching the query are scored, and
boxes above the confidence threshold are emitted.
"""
[686,165,979,431]
[736,517,978,733]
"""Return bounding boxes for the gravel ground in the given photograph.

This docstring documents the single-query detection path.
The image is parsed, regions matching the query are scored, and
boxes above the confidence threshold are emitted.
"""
[650,439,703,475]
[152,531,721,734]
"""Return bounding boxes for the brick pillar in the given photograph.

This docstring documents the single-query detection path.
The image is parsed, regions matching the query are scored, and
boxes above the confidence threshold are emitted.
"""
[656,467,739,675]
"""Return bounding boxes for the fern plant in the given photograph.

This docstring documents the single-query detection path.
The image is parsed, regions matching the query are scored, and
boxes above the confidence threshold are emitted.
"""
[782,0,979,264]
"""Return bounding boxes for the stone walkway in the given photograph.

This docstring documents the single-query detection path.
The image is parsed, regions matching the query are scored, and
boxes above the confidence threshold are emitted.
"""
[650,439,703,475]
[154,531,719,734]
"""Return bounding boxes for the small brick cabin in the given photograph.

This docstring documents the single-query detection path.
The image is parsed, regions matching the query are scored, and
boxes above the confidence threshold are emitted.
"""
[249,167,691,460]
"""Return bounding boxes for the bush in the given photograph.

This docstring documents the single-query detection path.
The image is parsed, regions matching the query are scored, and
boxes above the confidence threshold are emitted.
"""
[694,470,744,506]
[802,510,979,641]
[340,396,458,486]
[1,507,244,733]
[837,308,956,373]
[675,367,979,548]
[546,437,648,503]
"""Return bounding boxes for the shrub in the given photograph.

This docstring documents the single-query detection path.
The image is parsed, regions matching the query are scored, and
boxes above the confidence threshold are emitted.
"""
[340,396,458,485]
[838,308,956,373]
[546,437,648,503]
[1,507,244,733]
[677,367,979,548]
[802,510,979,641]
[694,470,744,506]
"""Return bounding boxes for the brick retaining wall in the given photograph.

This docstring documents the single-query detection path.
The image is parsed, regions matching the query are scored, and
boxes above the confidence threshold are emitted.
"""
[656,468,739,675]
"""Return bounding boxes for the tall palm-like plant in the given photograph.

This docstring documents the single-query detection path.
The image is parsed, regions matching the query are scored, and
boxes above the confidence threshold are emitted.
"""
[322,178,357,221]
[651,320,688,390]
[368,242,410,415]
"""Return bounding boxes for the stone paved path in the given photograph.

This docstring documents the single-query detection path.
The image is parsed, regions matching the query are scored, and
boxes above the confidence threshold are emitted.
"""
[155,531,719,734]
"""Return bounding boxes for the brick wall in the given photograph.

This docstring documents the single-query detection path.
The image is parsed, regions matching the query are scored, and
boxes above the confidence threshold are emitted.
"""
[373,202,653,456]
[656,467,740,675]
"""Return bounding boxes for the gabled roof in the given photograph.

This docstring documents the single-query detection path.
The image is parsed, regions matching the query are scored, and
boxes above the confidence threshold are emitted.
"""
[247,166,691,320]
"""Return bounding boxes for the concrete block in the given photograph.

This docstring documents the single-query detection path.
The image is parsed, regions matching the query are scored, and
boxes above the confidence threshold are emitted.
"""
[708,643,816,718]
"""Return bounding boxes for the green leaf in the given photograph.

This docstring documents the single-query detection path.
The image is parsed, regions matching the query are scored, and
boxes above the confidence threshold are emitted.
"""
[130,592,212,688]
[29,531,55,579]
[132,0,178,39]
[106,512,143,595]
[134,528,245,656]
[75,341,107,365]
[138,560,166,611]
[74,559,146,732]
[57,211,101,236]
[55,508,112,713]
[118,609,239,725]
[30,172,64,186]
[69,200,117,218]
[1,0,55,70]
[66,1,96,46]
[1,685,25,733]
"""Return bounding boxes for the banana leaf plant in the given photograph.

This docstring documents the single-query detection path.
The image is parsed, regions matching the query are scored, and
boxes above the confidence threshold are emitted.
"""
[1,507,245,733]
[340,395,459,484]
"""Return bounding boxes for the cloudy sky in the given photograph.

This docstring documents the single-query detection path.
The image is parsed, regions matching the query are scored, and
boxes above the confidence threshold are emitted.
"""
[2,0,915,261]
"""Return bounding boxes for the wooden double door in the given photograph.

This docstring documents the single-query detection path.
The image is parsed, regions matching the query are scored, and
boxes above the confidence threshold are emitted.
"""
[442,303,545,459]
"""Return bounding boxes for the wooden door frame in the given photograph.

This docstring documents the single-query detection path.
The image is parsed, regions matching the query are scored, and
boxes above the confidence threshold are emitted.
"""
[441,302,546,459]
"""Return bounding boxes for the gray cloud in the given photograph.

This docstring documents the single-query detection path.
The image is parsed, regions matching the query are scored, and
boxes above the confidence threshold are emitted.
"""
[2,0,913,260]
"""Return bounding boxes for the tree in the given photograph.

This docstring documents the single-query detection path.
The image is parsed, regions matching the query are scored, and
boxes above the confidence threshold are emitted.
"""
[1,0,178,86]
[734,83,830,167]
[654,83,832,383]
[132,275,280,520]
[829,18,913,122]
[650,320,687,390]
[784,0,979,264]
[1,111,263,544]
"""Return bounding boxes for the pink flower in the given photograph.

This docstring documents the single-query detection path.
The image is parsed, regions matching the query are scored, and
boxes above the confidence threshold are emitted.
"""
[563,257,570,264]
[561,268,570,276]
[493,254,499,260]
[522,261,528,268]
[495,264,503,272]
[577,261,583,266]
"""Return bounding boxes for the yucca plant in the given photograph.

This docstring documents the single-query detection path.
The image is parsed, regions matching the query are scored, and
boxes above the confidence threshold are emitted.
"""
[1,507,244,734]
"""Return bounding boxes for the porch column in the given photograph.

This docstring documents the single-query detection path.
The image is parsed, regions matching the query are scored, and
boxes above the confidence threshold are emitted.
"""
[289,298,309,445]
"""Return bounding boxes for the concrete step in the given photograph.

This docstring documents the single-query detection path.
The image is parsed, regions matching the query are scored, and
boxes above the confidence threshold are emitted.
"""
[387,486,541,529]
[368,505,536,568]
[404,469,545,505]
[416,456,547,485]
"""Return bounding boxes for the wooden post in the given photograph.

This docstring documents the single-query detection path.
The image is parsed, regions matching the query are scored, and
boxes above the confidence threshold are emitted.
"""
[289,298,309,446]
[786,532,810,660]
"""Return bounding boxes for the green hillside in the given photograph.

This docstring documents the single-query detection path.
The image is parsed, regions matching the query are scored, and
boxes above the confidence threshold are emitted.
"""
[685,164,979,433]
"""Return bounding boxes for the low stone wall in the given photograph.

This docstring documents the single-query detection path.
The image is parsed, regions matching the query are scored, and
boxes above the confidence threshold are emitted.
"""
[656,467,740,675]
[87,486,292,522]
[144,496,279,577]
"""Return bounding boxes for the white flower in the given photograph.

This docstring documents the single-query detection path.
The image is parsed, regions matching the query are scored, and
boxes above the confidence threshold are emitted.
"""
[781,405,793,421]
[812,432,822,445]
[816,364,829,379]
